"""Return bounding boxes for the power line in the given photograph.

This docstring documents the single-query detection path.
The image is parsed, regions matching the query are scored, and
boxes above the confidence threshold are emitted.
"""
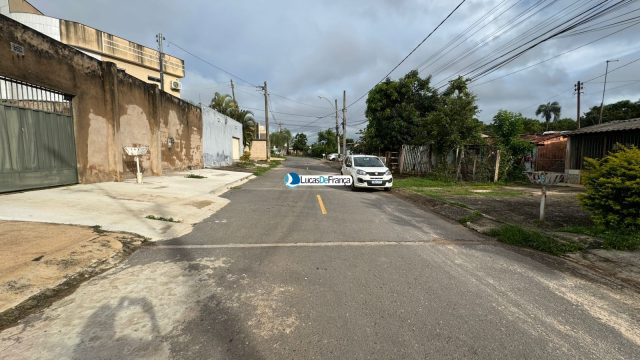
[471,20,640,87]
[347,0,468,108]
[168,40,258,87]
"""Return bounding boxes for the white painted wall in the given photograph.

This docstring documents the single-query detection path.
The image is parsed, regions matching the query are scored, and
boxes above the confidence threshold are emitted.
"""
[202,107,244,168]
[7,12,61,41]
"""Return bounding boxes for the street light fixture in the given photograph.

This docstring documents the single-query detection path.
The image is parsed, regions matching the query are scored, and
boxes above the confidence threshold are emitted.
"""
[318,96,340,154]
[599,59,619,124]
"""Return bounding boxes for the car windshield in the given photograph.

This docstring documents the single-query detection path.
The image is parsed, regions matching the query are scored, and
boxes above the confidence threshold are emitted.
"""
[353,157,384,167]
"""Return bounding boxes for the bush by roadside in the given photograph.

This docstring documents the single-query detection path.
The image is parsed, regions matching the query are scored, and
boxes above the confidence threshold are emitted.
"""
[580,146,640,234]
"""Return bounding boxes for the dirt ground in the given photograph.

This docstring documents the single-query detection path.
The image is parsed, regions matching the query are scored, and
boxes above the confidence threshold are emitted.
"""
[0,221,145,329]
[394,185,640,291]
[445,185,593,230]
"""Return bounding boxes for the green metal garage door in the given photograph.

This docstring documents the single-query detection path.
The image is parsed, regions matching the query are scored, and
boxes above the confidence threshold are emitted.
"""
[0,104,78,192]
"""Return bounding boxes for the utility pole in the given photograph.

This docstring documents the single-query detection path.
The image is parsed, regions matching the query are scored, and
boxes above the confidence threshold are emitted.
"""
[574,81,583,129]
[599,59,619,124]
[156,33,165,92]
[335,99,340,155]
[230,79,236,102]
[260,81,270,161]
[342,90,347,158]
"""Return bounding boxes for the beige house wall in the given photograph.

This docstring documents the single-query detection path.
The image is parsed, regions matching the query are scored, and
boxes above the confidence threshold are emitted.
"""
[0,15,201,184]
[8,0,41,14]
[250,140,267,161]
[59,20,184,96]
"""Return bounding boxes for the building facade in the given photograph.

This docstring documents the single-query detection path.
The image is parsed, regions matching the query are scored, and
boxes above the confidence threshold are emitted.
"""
[0,0,185,97]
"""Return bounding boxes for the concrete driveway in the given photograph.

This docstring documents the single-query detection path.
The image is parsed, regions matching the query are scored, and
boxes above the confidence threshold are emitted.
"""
[0,169,252,240]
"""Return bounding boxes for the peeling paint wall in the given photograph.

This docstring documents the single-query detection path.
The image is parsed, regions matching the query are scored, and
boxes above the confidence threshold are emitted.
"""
[202,107,243,168]
[0,15,202,183]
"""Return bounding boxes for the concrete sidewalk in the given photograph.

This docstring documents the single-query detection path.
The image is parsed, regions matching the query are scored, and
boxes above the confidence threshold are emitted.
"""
[0,169,253,241]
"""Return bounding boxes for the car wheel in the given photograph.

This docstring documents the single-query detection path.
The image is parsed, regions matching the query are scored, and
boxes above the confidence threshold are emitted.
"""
[350,180,357,192]
[384,187,391,192]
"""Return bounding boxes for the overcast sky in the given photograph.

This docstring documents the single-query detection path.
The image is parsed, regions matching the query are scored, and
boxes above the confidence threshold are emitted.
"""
[32,0,640,139]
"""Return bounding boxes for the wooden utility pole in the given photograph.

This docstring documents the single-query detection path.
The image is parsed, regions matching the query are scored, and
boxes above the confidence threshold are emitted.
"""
[156,33,165,91]
[342,90,347,158]
[230,79,236,102]
[262,81,270,161]
[574,81,583,129]
[335,99,340,155]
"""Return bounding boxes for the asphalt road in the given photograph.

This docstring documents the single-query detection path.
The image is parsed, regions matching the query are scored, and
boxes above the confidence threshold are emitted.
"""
[2,157,639,359]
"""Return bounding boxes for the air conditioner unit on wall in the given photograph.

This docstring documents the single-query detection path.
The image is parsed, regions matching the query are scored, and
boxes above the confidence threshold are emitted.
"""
[170,80,182,90]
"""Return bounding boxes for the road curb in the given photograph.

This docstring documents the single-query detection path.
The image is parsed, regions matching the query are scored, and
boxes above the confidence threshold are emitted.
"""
[210,174,255,197]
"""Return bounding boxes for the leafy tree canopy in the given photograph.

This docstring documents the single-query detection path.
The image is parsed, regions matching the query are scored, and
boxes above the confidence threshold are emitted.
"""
[416,77,482,158]
[270,129,292,151]
[582,99,640,127]
[364,70,438,152]
[291,133,308,152]
[209,92,256,147]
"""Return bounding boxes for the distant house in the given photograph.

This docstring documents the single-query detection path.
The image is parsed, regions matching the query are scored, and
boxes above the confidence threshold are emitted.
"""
[565,118,640,183]
[523,132,569,173]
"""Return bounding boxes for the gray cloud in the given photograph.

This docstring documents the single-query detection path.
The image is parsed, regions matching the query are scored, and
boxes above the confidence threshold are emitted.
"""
[31,0,640,137]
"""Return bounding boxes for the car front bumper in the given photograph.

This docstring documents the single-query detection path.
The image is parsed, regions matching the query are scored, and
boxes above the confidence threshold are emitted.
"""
[354,176,393,188]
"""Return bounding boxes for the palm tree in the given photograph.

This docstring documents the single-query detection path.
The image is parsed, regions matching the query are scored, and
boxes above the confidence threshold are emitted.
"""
[209,92,238,116]
[234,109,256,148]
[535,101,561,130]
[209,92,255,147]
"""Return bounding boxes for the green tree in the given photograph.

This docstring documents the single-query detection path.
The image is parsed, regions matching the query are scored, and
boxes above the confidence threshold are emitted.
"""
[582,99,640,127]
[535,101,561,130]
[365,70,438,152]
[291,133,308,152]
[491,110,534,180]
[317,128,338,153]
[547,118,577,131]
[417,77,482,168]
[270,129,292,151]
[521,118,544,134]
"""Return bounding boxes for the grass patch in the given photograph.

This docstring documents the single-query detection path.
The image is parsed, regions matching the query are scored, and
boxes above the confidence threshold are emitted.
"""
[90,225,107,234]
[185,173,207,179]
[395,176,522,199]
[458,211,483,224]
[145,215,181,223]
[561,226,640,251]
[487,224,584,256]
[253,160,281,176]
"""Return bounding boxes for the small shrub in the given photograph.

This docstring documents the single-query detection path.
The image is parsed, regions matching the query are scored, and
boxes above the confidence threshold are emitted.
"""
[146,215,181,223]
[240,151,252,163]
[580,146,640,231]
[185,173,206,179]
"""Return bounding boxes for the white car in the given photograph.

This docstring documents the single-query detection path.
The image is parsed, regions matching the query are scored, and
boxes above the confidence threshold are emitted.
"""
[341,155,393,191]
[327,153,339,161]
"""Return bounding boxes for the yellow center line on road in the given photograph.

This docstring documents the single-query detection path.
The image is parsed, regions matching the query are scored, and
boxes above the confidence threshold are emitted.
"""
[316,194,328,215]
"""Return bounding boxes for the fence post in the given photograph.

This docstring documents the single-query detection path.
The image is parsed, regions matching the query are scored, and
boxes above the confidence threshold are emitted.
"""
[398,146,405,174]
[494,149,501,182]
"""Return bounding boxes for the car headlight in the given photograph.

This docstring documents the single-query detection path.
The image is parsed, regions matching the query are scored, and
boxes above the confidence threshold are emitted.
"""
[385,170,392,176]
[356,169,367,175]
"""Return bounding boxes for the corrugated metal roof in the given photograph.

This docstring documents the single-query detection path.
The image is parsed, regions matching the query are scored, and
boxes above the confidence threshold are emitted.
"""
[570,118,640,135]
